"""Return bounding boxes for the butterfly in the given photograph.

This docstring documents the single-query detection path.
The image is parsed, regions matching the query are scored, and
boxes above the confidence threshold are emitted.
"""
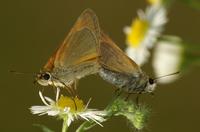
[35,9,156,96]
[98,31,156,94]
[35,9,101,95]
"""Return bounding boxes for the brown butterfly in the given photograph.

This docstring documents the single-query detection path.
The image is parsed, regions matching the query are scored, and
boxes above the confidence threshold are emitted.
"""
[35,9,156,95]
[98,32,156,94]
[35,9,101,95]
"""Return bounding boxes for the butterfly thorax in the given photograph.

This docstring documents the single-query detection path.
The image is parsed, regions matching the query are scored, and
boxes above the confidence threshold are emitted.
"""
[99,67,155,93]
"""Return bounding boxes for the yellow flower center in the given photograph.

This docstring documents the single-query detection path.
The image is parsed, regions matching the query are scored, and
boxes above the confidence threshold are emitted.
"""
[126,18,149,47]
[147,0,161,5]
[57,95,85,112]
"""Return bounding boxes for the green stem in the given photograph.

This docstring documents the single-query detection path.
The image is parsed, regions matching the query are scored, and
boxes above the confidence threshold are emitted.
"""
[76,121,98,132]
[62,118,68,132]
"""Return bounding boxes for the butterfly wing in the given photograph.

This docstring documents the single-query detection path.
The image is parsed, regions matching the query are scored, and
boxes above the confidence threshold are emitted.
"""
[99,32,142,74]
[43,9,101,82]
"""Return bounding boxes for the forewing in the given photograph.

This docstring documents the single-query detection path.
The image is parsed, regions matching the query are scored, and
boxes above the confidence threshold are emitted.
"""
[99,32,141,74]
[43,9,100,72]
[55,28,99,68]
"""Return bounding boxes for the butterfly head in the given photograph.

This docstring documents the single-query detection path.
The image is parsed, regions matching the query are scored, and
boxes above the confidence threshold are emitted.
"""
[36,71,53,86]
[35,71,67,88]
[144,71,180,93]
[144,78,156,93]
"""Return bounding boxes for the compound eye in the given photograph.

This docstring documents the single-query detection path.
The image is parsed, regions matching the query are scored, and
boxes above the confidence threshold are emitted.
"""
[149,78,154,85]
[42,73,51,80]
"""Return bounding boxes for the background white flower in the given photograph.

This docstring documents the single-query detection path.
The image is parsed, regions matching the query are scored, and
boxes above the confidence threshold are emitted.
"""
[153,36,184,83]
[124,5,167,66]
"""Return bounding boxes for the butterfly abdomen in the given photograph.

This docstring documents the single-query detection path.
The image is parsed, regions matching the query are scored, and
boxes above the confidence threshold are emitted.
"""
[99,67,148,93]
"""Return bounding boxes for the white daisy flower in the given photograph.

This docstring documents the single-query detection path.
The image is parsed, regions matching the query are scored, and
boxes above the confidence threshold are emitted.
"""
[124,5,167,65]
[153,36,184,83]
[30,90,105,127]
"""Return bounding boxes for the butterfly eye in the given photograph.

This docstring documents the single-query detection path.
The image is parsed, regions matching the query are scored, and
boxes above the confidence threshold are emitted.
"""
[42,73,51,80]
[149,78,154,85]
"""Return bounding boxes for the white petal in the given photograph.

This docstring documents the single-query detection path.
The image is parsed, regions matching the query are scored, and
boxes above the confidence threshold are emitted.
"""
[84,98,92,110]
[67,114,74,126]
[30,106,51,115]
[44,96,55,104]
[30,105,60,116]
[79,115,90,121]
[126,46,150,66]
[139,5,167,49]
[79,111,106,127]
[123,26,131,34]
[39,91,50,106]
[137,9,146,20]
[56,87,60,101]
[46,110,60,116]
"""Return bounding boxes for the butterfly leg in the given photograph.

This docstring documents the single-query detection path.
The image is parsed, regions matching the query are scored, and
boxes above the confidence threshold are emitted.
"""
[135,92,142,106]
[125,92,141,101]
[114,88,123,98]
[71,97,77,111]
[150,92,155,97]
[68,82,78,111]
[126,88,138,101]
[125,93,131,101]
[74,79,79,96]
[70,79,79,97]
[114,88,120,94]
[66,85,77,110]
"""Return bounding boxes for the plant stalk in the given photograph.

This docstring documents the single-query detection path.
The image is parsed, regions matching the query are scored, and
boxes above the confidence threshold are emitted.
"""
[62,118,68,132]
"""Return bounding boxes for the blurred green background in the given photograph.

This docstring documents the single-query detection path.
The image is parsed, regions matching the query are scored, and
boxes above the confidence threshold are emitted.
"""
[1,0,200,131]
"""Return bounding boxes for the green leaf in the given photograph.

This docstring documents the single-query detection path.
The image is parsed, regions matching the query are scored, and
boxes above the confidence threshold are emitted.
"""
[33,124,55,132]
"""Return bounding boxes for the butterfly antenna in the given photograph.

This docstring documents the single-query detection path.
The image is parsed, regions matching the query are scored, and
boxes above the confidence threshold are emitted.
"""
[153,71,180,81]
[9,70,35,75]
